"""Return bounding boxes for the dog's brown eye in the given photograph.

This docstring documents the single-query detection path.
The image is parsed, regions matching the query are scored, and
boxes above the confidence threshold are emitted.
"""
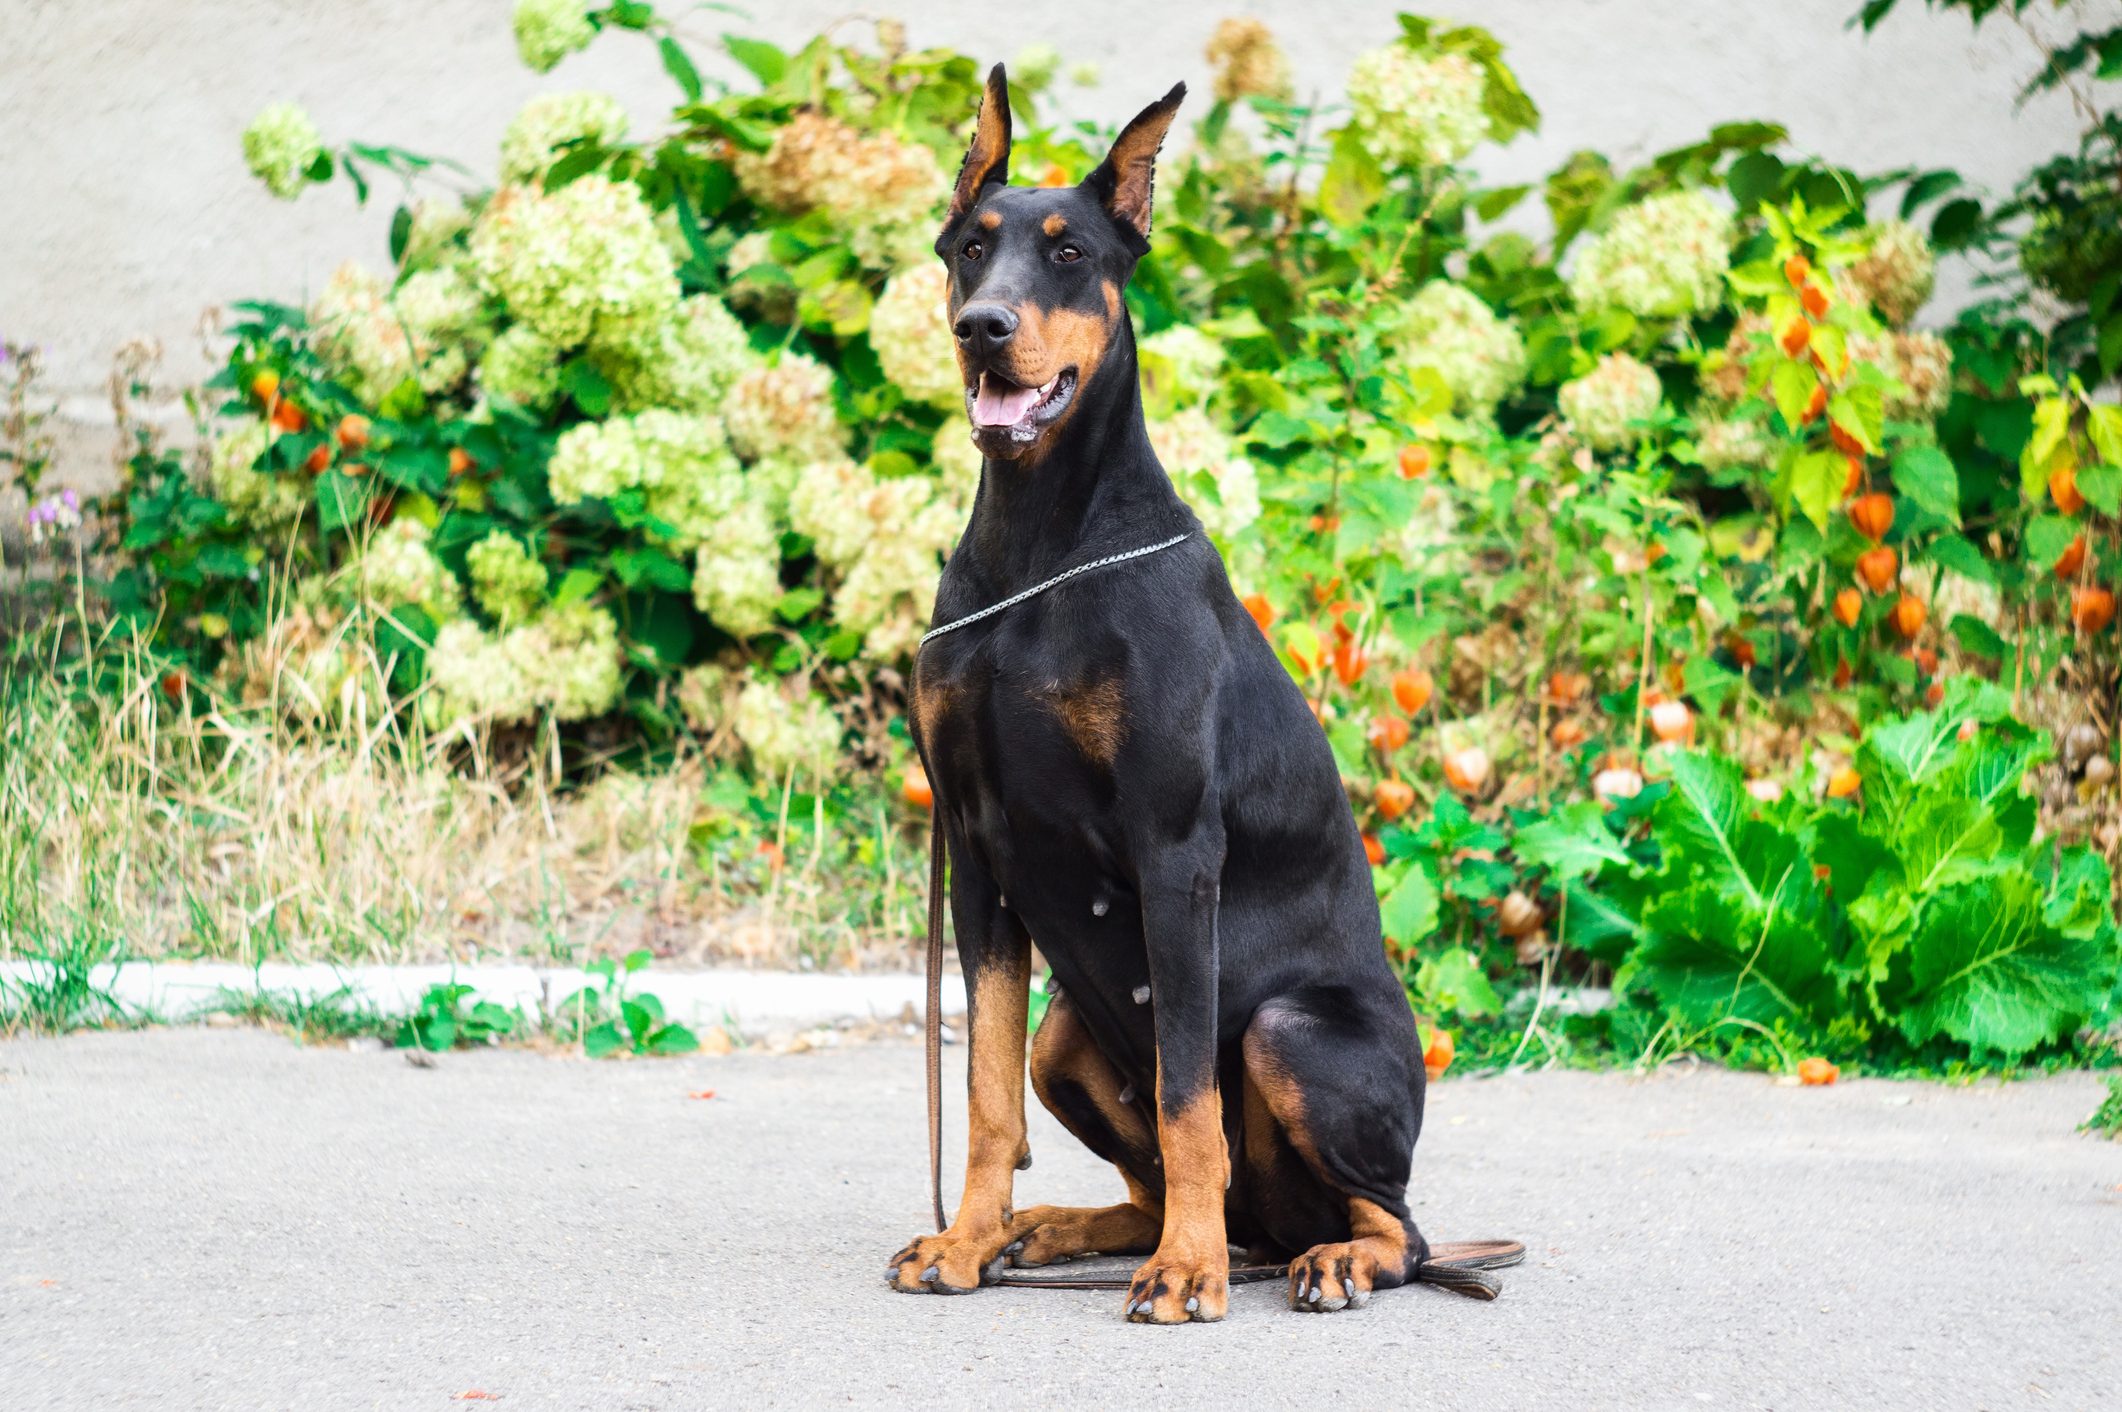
[1055,244,1083,264]
[962,239,984,261]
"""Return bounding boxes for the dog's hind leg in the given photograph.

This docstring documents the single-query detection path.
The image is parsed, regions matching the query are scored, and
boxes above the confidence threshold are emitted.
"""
[1240,984,1430,1313]
[1008,991,1165,1267]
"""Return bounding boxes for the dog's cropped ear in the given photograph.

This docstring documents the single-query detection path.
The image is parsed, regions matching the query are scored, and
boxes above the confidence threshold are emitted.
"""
[1081,82,1186,252]
[942,64,1012,236]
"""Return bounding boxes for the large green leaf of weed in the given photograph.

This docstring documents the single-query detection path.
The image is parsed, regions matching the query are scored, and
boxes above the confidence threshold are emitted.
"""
[1897,870,2109,1057]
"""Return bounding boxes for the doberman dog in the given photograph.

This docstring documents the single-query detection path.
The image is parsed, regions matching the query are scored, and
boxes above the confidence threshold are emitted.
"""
[890,67,1432,1324]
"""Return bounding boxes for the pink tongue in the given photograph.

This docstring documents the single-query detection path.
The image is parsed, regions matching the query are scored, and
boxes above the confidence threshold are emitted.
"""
[974,374,1043,427]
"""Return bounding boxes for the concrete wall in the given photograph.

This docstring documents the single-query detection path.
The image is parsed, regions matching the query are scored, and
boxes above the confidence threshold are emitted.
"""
[0,0,2089,486]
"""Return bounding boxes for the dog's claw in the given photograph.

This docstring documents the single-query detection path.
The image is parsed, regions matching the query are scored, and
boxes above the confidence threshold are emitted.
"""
[920,1264,939,1283]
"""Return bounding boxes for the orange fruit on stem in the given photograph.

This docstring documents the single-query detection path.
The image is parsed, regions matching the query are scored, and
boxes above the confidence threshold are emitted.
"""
[1827,766,1861,799]
[1802,384,1828,424]
[448,447,474,477]
[1783,254,1811,288]
[1374,778,1416,821]
[1391,668,1434,714]
[1890,595,1927,639]
[1240,592,1275,634]
[1833,657,1854,688]
[335,413,371,452]
[1368,712,1411,753]
[1423,1027,1455,1080]
[1442,746,1491,795]
[2053,533,2087,579]
[1331,640,1368,685]
[1397,444,1432,480]
[1545,669,1589,707]
[1855,545,1898,595]
[901,764,933,810]
[1362,833,1386,867]
[1796,1056,1839,1086]
[1833,587,1863,627]
[1550,717,1589,749]
[2049,463,2085,515]
[1841,454,1864,498]
[1779,319,1811,357]
[1829,421,1864,458]
[302,444,331,474]
[270,399,308,433]
[1649,699,1694,743]
[249,369,281,403]
[1848,493,1893,543]
[2072,585,2116,634]
[1801,282,1831,318]
[1912,646,1939,676]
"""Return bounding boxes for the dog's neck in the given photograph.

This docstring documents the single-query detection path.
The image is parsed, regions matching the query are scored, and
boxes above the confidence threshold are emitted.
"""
[955,319,1188,590]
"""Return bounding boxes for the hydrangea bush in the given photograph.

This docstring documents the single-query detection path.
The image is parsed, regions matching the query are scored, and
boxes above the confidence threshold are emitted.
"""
[95,6,2119,1060]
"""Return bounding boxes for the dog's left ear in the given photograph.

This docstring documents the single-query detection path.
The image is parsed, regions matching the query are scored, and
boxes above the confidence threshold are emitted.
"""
[1081,82,1186,251]
[942,64,1012,235]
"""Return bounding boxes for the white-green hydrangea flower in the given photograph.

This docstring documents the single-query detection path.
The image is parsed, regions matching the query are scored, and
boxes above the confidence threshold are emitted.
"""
[242,103,324,199]
[691,499,784,638]
[312,262,487,406]
[207,419,305,529]
[513,0,595,73]
[930,422,983,482]
[732,111,945,271]
[356,519,462,618]
[869,264,960,408]
[1149,408,1262,540]
[1850,330,1952,420]
[529,601,623,719]
[1139,325,1225,407]
[1560,352,1664,451]
[1394,280,1528,412]
[466,531,549,625]
[1845,219,1936,328]
[1568,189,1733,320]
[426,619,538,727]
[399,199,473,273]
[469,176,678,348]
[724,353,847,465]
[498,91,629,182]
[1347,44,1487,168]
[732,678,843,778]
[590,294,755,414]
[478,324,562,412]
[1692,412,1773,474]
[631,408,746,548]
[674,661,729,736]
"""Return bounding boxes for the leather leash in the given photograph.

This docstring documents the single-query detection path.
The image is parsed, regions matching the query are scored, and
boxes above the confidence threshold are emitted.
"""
[921,811,1523,1301]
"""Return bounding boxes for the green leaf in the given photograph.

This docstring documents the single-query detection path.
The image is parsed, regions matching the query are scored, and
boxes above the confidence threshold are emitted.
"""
[1319,128,1385,228]
[2076,461,2122,517]
[1415,946,1504,1019]
[1557,876,1639,964]
[1949,613,2008,660]
[1890,445,1959,525]
[1654,752,1774,910]
[1788,449,1844,533]
[646,1023,701,1056]
[1378,863,1440,946]
[563,360,612,416]
[583,1020,626,1058]
[1769,361,1816,430]
[1926,534,1995,585]
[1513,801,1632,883]
[1827,383,1885,455]
[658,36,704,101]
[723,34,788,88]
[1632,874,1832,1027]
[1898,871,2106,1057]
[315,470,367,534]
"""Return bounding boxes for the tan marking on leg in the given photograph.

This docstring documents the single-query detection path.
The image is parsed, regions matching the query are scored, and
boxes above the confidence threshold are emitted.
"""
[1017,996,1162,1265]
[1034,675,1125,765]
[890,953,1029,1294]
[1126,1079,1229,1322]
[1043,212,1068,238]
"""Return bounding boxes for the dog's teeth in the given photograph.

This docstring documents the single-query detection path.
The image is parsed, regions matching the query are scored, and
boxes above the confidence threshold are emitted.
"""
[1132,984,1151,1005]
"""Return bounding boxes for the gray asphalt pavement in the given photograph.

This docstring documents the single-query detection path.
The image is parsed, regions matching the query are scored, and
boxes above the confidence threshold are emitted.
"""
[3,1028,2118,1410]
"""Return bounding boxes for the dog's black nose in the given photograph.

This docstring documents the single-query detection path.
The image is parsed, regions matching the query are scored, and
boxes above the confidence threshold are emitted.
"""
[954,303,1019,359]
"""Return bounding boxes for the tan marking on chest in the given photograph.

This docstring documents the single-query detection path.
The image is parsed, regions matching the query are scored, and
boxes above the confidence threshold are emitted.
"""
[1036,676,1126,765]
[912,673,961,756]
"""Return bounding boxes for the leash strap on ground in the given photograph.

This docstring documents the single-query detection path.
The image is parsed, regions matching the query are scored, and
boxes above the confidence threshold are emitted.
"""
[989,1241,1526,1300]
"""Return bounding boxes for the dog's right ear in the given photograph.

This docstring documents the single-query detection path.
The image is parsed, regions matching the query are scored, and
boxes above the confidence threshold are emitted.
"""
[941,64,1011,237]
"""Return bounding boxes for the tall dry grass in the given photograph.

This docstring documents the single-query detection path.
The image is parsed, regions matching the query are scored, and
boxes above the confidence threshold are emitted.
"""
[0,617,927,984]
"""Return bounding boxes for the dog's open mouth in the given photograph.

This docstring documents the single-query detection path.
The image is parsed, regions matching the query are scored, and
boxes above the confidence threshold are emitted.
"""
[968,368,1077,443]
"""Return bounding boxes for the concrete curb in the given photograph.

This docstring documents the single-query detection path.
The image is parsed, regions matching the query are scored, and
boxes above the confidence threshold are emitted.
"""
[0,960,965,1038]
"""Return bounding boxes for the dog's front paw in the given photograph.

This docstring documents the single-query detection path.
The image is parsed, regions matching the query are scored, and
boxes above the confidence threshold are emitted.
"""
[886,1227,1011,1295]
[1123,1247,1228,1323]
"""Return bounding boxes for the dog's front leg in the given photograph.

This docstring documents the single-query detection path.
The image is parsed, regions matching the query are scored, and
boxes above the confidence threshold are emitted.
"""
[1126,836,1230,1324]
[888,846,1030,1295]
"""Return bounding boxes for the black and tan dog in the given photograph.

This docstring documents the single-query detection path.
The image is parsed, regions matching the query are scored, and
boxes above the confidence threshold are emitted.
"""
[890,68,1432,1324]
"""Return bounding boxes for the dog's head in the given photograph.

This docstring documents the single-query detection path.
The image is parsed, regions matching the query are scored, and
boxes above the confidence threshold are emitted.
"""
[935,65,1185,463]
